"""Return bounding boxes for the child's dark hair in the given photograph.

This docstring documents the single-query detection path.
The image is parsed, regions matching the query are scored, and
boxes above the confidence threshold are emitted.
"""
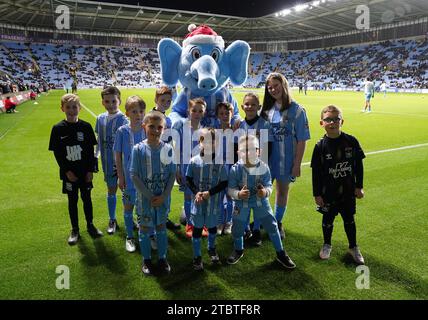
[101,86,121,99]
[188,97,207,110]
[155,86,172,100]
[215,102,233,116]
[125,95,146,112]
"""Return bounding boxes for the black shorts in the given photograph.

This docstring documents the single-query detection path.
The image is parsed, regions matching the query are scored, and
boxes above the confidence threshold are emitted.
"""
[62,179,93,194]
[319,197,356,217]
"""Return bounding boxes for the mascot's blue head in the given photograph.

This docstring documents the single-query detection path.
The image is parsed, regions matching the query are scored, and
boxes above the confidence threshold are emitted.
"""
[158,24,250,97]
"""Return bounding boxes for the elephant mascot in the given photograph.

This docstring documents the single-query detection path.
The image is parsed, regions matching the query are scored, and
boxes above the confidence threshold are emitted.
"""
[157,24,250,127]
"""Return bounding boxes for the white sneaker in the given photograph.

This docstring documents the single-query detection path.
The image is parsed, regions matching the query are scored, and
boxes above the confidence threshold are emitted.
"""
[361,109,366,113]
[150,235,157,251]
[223,222,232,235]
[125,237,136,252]
[348,246,365,265]
[217,224,224,236]
[319,244,332,260]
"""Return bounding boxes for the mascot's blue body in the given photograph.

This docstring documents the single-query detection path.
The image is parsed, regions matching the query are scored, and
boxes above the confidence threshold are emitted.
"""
[158,24,250,127]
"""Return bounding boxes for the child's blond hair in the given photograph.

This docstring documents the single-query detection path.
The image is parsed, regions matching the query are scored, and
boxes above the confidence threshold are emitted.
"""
[243,92,261,106]
[238,134,259,152]
[143,110,166,126]
[61,93,80,107]
[320,105,343,119]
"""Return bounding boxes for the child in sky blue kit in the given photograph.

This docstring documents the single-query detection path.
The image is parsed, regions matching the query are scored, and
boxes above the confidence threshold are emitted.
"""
[114,95,148,253]
[172,97,207,239]
[95,86,128,235]
[214,102,235,236]
[130,111,177,276]
[227,135,296,269]
[186,128,228,270]
[261,73,310,239]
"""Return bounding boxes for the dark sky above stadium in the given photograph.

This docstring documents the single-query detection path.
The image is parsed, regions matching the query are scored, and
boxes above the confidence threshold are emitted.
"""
[96,0,304,17]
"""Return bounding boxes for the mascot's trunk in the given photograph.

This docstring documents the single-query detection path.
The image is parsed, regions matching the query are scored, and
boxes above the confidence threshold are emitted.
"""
[190,55,218,91]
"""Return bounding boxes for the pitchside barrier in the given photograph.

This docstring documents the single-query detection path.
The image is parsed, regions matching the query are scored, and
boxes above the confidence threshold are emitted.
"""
[0,90,32,112]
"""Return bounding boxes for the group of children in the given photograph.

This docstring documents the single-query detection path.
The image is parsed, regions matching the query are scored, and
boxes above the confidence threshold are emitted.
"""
[49,71,366,276]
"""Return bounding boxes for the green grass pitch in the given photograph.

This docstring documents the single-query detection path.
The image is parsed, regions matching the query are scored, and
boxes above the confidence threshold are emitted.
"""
[0,88,427,300]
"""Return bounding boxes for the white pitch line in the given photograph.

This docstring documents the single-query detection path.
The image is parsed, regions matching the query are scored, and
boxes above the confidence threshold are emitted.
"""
[301,142,428,166]
[74,103,428,168]
[362,111,428,118]
[80,102,98,118]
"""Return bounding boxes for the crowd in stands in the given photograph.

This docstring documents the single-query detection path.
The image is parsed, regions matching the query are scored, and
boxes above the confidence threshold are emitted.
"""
[246,38,428,90]
[1,38,427,91]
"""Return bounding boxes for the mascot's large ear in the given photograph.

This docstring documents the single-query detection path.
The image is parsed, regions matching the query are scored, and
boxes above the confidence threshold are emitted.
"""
[225,40,250,85]
[157,38,182,85]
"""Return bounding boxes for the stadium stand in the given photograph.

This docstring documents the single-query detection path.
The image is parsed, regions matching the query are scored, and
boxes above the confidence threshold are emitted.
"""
[245,38,428,90]
[0,0,427,92]
[1,38,427,91]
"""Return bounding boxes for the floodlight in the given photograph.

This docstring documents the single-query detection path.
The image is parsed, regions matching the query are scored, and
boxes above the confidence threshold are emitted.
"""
[295,4,309,12]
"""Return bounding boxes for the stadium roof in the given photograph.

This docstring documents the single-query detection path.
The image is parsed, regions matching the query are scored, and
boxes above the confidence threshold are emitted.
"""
[0,0,427,42]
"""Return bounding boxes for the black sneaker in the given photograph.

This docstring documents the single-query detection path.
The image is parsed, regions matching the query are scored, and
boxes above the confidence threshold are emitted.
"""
[251,230,262,246]
[193,256,204,271]
[227,250,244,265]
[158,258,171,274]
[107,219,119,235]
[67,230,80,245]
[166,218,181,230]
[87,224,103,238]
[276,251,296,269]
[243,230,252,242]
[208,248,220,264]
[278,222,285,240]
[133,220,139,231]
[142,259,154,276]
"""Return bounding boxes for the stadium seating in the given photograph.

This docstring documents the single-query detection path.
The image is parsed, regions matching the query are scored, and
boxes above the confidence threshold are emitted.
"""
[0,38,427,90]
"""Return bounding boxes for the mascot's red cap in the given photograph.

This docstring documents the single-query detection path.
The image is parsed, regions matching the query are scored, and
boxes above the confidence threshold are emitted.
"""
[183,24,224,48]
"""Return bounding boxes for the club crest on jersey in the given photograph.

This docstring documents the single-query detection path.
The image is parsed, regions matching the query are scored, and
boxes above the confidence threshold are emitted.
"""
[345,147,353,158]
[326,154,333,160]
[77,132,84,141]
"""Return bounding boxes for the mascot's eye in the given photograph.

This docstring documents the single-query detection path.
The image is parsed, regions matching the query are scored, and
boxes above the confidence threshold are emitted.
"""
[192,48,201,60]
[211,49,220,62]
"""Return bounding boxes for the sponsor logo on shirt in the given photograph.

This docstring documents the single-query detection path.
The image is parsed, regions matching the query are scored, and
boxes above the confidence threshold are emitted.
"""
[329,162,352,178]
[66,145,82,161]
